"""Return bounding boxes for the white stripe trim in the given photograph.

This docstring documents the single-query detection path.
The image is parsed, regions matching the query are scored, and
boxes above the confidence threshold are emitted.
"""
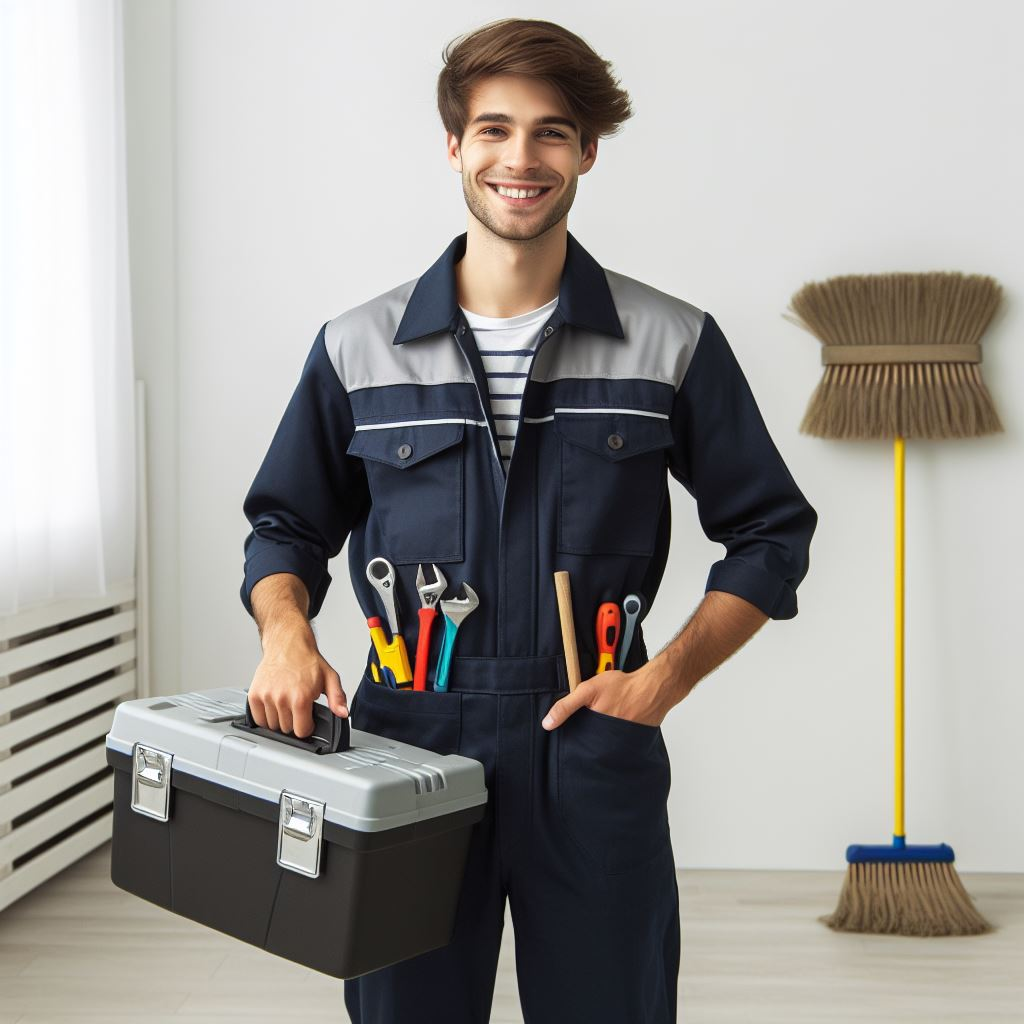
[354,417,488,431]
[522,407,670,424]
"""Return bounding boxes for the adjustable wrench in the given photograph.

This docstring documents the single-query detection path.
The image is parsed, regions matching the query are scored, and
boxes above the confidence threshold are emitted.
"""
[414,563,447,691]
[433,583,479,693]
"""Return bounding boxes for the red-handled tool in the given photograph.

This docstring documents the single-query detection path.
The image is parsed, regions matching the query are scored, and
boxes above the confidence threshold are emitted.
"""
[596,602,621,673]
[414,563,448,691]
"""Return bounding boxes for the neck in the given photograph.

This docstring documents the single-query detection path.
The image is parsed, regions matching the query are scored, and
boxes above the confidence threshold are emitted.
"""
[455,220,566,318]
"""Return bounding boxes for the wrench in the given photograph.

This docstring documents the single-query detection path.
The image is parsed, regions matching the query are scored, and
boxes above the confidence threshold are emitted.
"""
[414,563,447,691]
[365,557,413,688]
[433,582,479,692]
[618,593,645,670]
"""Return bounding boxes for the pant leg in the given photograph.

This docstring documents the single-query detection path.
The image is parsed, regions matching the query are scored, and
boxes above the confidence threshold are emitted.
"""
[508,691,680,1023]
[343,683,507,1024]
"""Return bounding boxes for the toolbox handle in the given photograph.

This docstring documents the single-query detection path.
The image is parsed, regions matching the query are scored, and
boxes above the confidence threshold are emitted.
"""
[231,698,351,755]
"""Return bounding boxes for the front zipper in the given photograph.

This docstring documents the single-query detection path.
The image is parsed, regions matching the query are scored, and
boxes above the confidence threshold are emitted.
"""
[453,325,503,482]
[455,315,561,657]
[500,316,560,653]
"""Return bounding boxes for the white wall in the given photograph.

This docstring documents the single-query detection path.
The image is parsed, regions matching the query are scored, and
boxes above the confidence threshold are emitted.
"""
[127,0,1024,871]
[123,0,179,705]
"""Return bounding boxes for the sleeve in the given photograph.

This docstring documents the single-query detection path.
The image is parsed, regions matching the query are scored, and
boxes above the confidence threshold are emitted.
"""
[667,311,818,620]
[239,323,369,620]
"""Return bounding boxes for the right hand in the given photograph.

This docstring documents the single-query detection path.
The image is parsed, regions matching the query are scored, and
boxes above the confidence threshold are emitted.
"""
[247,630,348,739]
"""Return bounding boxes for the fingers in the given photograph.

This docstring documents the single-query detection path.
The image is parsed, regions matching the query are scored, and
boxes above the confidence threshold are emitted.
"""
[248,653,346,740]
[542,682,594,730]
[248,693,267,729]
[290,701,313,739]
[267,700,284,733]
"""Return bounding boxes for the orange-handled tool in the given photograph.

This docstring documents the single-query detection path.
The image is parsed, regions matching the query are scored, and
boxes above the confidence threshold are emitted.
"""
[595,602,621,672]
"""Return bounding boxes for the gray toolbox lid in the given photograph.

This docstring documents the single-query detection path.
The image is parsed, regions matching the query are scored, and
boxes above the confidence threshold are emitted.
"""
[106,687,487,834]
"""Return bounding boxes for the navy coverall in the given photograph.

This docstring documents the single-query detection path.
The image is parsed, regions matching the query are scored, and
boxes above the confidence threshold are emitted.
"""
[240,230,817,1023]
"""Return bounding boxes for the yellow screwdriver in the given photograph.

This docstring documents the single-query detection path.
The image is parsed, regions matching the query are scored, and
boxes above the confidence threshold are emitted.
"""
[366,616,413,688]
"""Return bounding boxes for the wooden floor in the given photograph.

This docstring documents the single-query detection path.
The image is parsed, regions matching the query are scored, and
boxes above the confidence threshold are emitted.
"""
[0,844,1020,1022]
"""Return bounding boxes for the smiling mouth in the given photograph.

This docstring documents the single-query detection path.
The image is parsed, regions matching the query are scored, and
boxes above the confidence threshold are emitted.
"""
[486,183,553,205]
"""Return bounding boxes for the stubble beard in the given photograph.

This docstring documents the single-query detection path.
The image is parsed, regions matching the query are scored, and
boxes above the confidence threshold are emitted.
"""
[462,172,577,244]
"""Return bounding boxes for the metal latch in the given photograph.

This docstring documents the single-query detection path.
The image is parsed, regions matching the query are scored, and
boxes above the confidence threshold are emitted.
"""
[277,791,325,878]
[131,743,173,822]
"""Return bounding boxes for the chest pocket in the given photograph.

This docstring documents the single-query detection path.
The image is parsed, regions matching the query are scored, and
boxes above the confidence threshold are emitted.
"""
[556,411,675,557]
[346,420,465,565]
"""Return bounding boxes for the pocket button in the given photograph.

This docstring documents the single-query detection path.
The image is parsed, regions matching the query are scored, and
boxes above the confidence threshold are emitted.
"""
[607,433,624,451]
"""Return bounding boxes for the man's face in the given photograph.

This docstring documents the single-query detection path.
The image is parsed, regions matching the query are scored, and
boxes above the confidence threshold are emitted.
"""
[448,74,597,243]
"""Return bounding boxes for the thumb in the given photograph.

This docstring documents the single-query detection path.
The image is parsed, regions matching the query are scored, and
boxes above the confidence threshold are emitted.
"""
[322,666,348,718]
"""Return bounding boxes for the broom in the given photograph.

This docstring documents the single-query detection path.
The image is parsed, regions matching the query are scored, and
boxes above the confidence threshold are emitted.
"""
[784,271,1001,936]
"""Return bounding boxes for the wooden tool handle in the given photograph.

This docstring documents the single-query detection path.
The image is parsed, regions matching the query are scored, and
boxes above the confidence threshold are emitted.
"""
[553,570,581,692]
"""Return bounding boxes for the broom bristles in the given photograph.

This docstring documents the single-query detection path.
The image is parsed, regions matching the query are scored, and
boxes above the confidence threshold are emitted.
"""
[799,362,1003,439]
[786,272,1003,440]
[821,861,994,937]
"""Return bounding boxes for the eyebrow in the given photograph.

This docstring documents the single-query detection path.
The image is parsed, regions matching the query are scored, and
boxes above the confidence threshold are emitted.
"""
[470,112,578,134]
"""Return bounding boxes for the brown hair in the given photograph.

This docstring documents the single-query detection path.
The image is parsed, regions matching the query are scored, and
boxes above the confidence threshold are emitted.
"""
[437,18,633,155]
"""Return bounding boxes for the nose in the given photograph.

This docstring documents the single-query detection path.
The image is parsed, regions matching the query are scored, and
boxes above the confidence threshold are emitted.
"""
[499,129,543,174]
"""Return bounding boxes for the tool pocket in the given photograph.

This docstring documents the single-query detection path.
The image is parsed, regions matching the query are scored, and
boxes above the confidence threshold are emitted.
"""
[556,705,671,874]
[346,420,465,565]
[350,667,462,756]
[555,411,675,557]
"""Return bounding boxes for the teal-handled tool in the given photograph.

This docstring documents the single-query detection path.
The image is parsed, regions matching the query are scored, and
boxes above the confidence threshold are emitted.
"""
[433,583,479,692]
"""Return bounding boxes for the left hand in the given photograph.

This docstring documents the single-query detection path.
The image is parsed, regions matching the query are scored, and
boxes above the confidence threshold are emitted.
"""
[541,667,677,730]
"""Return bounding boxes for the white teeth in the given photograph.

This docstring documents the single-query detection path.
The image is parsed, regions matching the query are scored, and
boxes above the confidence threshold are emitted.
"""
[494,184,544,199]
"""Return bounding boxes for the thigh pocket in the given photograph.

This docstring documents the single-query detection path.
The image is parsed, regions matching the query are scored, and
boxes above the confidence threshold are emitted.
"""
[556,411,674,557]
[350,667,462,756]
[346,420,465,565]
[556,706,671,874]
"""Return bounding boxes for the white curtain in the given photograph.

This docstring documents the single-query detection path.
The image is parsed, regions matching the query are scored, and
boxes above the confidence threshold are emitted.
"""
[0,0,136,615]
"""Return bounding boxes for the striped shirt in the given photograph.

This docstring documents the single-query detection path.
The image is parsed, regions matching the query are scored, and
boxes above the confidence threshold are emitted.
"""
[460,294,559,477]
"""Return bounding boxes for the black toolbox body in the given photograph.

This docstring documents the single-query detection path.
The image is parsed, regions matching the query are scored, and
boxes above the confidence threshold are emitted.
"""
[106,687,487,979]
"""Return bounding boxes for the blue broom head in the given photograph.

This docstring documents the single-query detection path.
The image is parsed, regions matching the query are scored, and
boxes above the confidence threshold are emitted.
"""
[846,837,955,864]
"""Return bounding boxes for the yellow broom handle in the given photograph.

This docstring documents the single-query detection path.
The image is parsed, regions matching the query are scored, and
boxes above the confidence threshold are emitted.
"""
[894,435,905,840]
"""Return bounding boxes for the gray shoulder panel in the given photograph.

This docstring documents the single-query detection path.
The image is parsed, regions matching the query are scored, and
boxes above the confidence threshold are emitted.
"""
[324,278,474,393]
[325,265,705,394]
[531,268,706,390]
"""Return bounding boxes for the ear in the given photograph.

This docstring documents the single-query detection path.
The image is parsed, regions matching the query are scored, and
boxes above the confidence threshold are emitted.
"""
[446,131,463,173]
[578,137,598,176]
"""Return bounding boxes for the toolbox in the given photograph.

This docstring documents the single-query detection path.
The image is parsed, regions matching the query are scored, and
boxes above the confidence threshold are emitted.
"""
[105,686,487,979]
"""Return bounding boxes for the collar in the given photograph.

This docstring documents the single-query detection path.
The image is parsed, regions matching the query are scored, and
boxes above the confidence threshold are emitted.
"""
[393,229,625,345]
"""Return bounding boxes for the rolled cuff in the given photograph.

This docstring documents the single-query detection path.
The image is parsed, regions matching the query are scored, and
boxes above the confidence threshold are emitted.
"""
[240,543,332,620]
[705,558,798,620]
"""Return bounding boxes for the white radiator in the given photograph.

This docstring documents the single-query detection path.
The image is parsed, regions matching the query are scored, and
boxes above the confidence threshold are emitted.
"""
[0,380,149,913]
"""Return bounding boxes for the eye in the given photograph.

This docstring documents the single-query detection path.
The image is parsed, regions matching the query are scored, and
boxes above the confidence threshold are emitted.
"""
[480,127,567,139]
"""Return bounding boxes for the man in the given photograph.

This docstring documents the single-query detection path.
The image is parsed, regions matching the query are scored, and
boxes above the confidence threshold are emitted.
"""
[240,18,817,1024]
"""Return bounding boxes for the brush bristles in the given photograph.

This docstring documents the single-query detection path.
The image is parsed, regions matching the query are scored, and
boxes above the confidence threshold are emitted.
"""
[800,361,1003,439]
[786,272,1003,440]
[820,861,994,937]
